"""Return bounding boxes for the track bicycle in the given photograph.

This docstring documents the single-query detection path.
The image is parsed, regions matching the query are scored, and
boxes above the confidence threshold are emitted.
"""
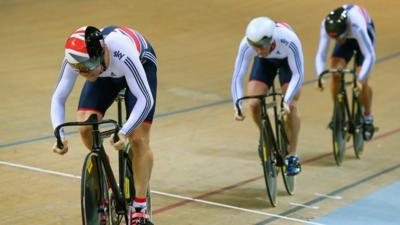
[54,89,152,225]
[318,65,364,166]
[235,84,295,207]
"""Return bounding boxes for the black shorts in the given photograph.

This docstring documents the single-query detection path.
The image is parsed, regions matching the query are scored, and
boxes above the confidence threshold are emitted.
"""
[249,57,292,87]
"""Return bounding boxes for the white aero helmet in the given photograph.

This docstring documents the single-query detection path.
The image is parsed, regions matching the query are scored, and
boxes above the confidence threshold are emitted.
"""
[246,17,276,47]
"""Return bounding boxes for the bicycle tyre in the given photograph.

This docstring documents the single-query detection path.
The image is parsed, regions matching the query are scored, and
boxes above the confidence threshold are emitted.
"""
[352,96,364,158]
[81,152,110,225]
[279,117,295,195]
[259,123,278,207]
[332,95,346,166]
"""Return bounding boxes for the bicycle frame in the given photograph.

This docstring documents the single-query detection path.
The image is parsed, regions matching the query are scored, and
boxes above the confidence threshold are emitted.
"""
[54,115,128,215]
[235,84,294,206]
[235,85,287,161]
[318,67,359,131]
[318,59,365,164]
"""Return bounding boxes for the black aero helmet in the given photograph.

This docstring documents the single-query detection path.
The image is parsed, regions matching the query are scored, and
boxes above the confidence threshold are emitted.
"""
[85,26,104,59]
[324,7,348,38]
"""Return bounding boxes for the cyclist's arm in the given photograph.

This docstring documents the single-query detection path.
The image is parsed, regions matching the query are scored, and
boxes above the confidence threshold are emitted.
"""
[50,60,79,138]
[353,24,375,82]
[119,52,154,136]
[231,37,255,110]
[285,40,304,105]
[315,20,330,77]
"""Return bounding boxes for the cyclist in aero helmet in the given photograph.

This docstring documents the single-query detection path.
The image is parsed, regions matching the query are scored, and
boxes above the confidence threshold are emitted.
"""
[64,26,105,73]
[51,25,157,225]
[231,16,304,176]
[315,4,376,140]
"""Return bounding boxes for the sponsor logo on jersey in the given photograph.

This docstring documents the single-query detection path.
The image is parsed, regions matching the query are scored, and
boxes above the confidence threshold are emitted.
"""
[113,50,125,60]
[280,39,289,45]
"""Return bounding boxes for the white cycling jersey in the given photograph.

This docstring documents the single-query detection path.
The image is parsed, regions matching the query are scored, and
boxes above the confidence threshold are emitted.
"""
[231,22,304,110]
[51,27,155,137]
[315,4,375,81]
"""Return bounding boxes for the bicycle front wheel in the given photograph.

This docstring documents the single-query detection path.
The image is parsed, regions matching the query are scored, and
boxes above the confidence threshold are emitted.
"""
[332,95,346,166]
[279,118,295,195]
[259,124,278,207]
[352,96,364,158]
[81,152,110,225]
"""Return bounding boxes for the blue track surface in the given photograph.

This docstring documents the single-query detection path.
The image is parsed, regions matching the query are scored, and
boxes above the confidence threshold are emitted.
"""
[314,181,400,225]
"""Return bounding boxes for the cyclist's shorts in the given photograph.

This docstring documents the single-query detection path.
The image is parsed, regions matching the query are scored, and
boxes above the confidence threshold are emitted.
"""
[249,57,292,87]
[78,49,157,124]
[332,21,376,66]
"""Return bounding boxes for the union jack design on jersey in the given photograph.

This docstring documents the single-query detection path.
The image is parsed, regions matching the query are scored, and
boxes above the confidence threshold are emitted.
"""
[118,26,148,60]
[65,26,90,64]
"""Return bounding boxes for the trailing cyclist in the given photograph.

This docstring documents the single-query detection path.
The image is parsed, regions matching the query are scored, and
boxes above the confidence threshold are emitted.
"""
[50,26,156,225]
[315,4,376,140]
[231,17,304,176]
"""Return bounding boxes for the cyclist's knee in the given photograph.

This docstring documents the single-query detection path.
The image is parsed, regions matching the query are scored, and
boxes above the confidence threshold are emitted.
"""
[129,134,150,147]
[361,78,371,89]
[289,103,298,113]
[79,125,92,137]
[248,99,261,112]
[128,124,151,150]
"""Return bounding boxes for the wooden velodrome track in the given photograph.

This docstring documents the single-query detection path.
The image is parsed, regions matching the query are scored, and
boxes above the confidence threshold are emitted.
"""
[1,0,399,224]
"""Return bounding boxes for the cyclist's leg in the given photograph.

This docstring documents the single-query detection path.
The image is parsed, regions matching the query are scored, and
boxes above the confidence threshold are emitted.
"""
[124,55,157,216]
[248,57,277,129]
[330,39,356,102]
[356,66,373,117]
[279,60,301,175]
[354,27,375,120]
[127,123,153,199]
[354,28,375,140]
[77,77,125,149]
[281,85,300,156]
[279,59,300,156]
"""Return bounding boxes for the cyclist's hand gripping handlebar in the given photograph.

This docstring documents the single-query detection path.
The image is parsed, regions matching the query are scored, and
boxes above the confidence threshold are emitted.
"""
[53,114,120,152]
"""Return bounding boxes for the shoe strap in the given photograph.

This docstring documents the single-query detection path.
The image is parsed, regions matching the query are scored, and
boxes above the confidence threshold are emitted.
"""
[131,212,149,219]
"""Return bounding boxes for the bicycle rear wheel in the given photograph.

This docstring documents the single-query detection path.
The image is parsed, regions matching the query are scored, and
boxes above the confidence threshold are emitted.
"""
[259,124,278,207]
[352,96,364,158]
[81,152,110,225]
[332,95,346,166]
[279,118,295,195]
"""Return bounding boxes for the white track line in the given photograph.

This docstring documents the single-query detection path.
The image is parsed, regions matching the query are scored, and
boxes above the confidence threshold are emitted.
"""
[0,161,81,179]
[0,161,325,225]
[290,202,320,210]
[314,193,343,200]
[153,190,325,225]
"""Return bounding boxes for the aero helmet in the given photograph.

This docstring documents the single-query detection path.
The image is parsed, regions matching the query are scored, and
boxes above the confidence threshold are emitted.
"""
[246,17,276,47]
[325,7,348,38]
[65,26,104,71]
